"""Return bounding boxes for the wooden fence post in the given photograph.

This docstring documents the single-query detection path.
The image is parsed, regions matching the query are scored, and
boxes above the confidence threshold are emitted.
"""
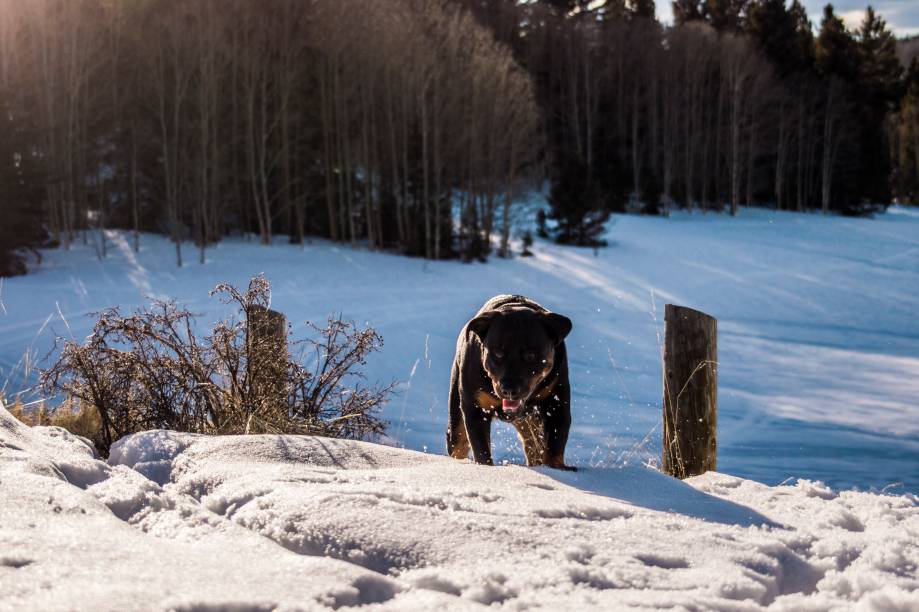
[662,304,717,479]
[247,305,288,431]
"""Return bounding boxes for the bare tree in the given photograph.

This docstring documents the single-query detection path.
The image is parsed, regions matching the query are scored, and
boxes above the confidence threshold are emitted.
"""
[820,78,847,214]
[145,2,195,267]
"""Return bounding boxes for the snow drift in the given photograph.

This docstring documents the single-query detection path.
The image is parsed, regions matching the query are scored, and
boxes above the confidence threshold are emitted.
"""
[2,403,917,611]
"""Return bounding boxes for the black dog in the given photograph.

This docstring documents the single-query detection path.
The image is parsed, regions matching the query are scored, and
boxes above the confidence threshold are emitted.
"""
[447,295,574,470]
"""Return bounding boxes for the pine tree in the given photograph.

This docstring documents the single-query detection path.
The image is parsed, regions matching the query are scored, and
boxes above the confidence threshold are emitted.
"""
[746,0,813,77]
[815,4,859,82]
[815,4,861,212]
[672,0,704,24]
[702,0,749,32]
[548,155,611,247]
[858,7,902,105]
[789,0,816,71]
[895,59,919,202]
[856,7,903,203]
[536,209,549,239]
[520,230,534,256]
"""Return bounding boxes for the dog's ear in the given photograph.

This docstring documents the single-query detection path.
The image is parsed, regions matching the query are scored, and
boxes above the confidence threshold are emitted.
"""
[543,312,572,345]
[467,311,498,342]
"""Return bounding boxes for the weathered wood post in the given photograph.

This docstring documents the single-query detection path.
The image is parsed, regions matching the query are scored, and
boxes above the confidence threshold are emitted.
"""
[247,305,288,431]
[662,304,717,479]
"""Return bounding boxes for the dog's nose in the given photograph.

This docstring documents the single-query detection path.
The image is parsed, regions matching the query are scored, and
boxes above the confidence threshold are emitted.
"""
[500,381,523,399]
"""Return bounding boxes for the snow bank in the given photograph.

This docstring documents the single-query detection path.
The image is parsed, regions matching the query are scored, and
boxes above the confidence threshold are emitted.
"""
[3,402,916,610]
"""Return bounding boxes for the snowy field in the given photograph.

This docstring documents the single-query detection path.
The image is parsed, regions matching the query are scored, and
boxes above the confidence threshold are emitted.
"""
[1,205,919,494]
[2,405,918,610]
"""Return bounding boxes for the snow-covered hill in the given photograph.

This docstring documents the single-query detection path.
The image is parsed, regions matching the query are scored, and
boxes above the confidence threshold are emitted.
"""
[1,403,917,611]
[1,204,918,491]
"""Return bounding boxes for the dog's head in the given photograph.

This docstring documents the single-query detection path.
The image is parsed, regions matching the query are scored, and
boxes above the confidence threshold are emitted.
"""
[468,308,572,418]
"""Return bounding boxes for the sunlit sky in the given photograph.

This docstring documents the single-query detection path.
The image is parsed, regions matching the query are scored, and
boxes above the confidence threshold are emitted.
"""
[655,0,919,37]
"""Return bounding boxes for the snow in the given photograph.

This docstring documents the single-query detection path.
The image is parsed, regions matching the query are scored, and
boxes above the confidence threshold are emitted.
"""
[2,401,917,610]
[0,403,459,611]
[2,203,918,493]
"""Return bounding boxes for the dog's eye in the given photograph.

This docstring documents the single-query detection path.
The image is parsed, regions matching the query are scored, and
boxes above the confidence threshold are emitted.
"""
[523,351,537,362]
[493,350,505,360]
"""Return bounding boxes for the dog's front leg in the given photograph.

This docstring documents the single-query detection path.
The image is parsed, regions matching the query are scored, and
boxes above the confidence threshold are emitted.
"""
[461,394,494,465]
[514,413,547,466]
[543,394,575,471]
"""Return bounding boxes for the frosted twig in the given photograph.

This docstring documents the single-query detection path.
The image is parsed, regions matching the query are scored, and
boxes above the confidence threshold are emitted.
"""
[396,357,420,445]
[55,302,75,340]
[880,482,903,494]
[607,348,636,408]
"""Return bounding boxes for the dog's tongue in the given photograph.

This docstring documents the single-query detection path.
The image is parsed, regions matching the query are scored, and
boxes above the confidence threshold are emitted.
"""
[502,399,522,413]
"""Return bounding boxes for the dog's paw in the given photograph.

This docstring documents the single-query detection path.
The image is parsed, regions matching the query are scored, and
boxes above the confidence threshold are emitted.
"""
[546,462,577,472]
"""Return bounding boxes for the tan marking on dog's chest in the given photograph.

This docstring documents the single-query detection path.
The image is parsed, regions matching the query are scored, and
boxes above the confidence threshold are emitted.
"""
[530,375,559,402]
[475,390,501,411]
[476,376,558,412]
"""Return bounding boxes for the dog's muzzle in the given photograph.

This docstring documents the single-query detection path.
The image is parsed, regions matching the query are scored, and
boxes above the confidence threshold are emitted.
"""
[502,399,523,416]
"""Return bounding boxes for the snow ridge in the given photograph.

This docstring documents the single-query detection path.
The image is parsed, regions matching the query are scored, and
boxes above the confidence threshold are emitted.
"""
[2,401,917,611]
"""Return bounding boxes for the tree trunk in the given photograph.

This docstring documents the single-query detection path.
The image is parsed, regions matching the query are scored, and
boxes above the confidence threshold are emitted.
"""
[775,104,787,210]
[420,90,431,259]
[320,60,339,241]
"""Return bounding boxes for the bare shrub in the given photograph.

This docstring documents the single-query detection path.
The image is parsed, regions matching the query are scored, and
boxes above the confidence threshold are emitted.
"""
[41,276,392,455]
